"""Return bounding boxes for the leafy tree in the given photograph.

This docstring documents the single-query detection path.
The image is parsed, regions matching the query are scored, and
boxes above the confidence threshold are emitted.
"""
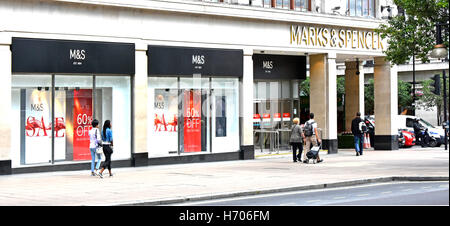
[299,77,310,97]
[298,76,346,102]
[364,79,375,115]
[376,0,449,65]
[417,74,450,123]
[398,79,414,114]
[364,79,414,115]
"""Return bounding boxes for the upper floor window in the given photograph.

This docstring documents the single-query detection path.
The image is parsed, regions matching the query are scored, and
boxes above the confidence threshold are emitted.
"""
[347,0,375,17]
[275,0,290,9]
[294,0,308,11]
[263,0,272,8]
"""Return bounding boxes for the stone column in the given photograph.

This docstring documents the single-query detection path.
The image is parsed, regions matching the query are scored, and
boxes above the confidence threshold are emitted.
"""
[132,43,149,166]
[0,35,12,175]
[309,53,338,153]
[345,60,365,131]
[239,49,254,159]
[373,57,398,150]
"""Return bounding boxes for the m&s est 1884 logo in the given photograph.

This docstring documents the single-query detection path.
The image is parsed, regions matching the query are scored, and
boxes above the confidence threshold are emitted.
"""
[70,49,86,65]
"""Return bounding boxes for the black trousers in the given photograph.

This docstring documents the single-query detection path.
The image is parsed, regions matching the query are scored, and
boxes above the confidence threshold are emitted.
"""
[102,145,113,171]
[291,142,303,162]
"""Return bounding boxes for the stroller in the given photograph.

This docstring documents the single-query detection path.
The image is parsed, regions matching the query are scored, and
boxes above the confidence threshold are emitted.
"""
[305,142,322,164]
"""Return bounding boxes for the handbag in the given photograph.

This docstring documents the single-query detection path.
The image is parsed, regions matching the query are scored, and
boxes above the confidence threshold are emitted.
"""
[95,128,103,154]
[95,146,103,155]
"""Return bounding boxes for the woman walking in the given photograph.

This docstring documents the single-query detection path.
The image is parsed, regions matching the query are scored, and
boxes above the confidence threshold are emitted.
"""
[88,119,102,176]
[290,118,305,163]
[98,120,113,178]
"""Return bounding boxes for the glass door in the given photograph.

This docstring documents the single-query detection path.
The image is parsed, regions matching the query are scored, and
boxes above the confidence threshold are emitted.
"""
[253,80,302,152]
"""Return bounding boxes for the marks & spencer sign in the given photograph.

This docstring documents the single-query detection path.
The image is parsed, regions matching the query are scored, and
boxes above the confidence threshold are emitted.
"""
[12,37,135,74]
[147,45,243,77]
[253,54,306,80]
[290,25,385,51]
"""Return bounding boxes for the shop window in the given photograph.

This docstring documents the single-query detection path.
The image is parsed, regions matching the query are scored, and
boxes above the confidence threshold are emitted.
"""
[211,78,240,153]
[179,77,210,153]
[11,75,53,166]
[346,0,375,17]
[148,77,240,156]
[11,74,131,167]
[148,77,179,157]
[95,76,131,160]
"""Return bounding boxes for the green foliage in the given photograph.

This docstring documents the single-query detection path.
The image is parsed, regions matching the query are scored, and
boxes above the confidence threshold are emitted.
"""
[336,76,346,98]
[398,79,414,112]
[299,77,310,96]
[364,79,414,115]
[364,79,375,115]
[298,76,346,100]
[376,0,449,65]
[417,74,449,112]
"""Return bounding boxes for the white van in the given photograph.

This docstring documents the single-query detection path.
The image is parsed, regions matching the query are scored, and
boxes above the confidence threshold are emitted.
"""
[396,115,445,147]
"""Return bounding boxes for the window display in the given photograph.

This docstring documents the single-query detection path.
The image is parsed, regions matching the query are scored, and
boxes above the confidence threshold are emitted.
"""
[211,78,239,153]
[11,75,52,166]
[148,77,179,157]
[179,77,210,153]
[148,77,239,156]
[11,75,131,167]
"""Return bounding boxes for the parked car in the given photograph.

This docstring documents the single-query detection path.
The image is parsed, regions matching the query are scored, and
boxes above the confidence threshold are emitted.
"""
[397,115,445,147]
[368,115,445,148]
[399,129,415,148]
[398,130,405,147]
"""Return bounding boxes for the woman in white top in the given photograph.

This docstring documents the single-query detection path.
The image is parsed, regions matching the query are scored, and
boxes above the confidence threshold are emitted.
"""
[89,119,102,176]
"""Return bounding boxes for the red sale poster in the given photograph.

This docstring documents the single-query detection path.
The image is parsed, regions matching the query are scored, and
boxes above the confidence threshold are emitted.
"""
[73,89,93,160]
[183,90,201,152]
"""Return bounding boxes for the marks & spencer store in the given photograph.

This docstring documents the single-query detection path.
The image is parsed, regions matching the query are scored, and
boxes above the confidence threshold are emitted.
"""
[0,0,398,175]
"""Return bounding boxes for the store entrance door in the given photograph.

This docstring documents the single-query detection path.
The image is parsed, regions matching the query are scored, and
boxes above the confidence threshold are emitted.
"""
[253,80,301,153]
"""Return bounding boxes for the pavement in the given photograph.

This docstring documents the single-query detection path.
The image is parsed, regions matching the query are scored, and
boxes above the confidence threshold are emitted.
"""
[0,147,448,206]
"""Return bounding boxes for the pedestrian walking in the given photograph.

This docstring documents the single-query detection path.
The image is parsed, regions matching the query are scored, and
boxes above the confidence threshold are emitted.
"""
[290,117,305,163]
[351,112,365,156]
[98,120,113,178]
[88,119,102,176]
[303,113,323,163]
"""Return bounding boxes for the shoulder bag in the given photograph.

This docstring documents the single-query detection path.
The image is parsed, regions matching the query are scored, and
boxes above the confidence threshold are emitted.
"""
[95,128,103,154]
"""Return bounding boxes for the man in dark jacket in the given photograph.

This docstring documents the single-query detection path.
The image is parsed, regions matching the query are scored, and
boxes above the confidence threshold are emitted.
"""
[351,112,364,156]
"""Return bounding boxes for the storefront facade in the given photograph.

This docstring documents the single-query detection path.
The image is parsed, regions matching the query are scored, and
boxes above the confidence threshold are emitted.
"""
[146,45,243,164]
[0,0,398,175]
[8,37,134,172]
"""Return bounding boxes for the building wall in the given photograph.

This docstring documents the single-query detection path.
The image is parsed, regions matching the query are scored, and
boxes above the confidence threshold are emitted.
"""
[0,0,402,174]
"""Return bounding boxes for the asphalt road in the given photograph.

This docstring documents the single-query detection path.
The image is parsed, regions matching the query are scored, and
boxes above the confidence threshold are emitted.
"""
[177,181,449,206]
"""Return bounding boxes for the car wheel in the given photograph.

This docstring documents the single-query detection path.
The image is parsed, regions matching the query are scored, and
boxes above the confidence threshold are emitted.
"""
[429,140,438,147]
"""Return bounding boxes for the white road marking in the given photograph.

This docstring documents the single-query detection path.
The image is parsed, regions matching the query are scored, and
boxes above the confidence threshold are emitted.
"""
[333,196,346,199]
[306,200,321,203]
[356,193,370,197]
[381,191,392,194]
[279,202,296,206]
[402,189,412,192]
